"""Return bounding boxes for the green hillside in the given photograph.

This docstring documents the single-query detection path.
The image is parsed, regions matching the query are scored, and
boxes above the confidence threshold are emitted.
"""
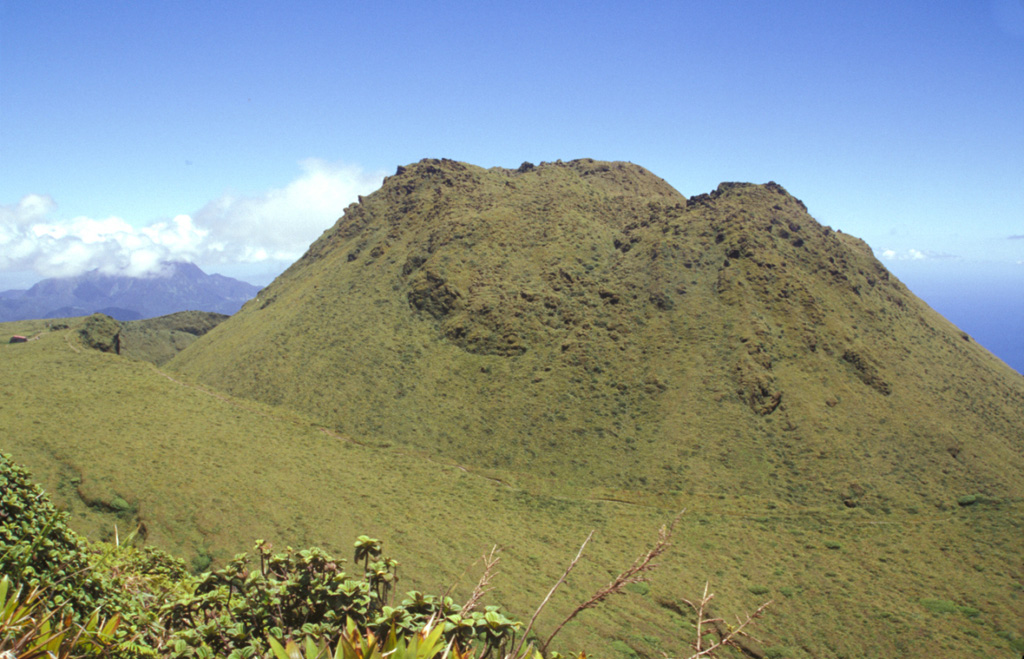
[119,310,230,364]
[170,158,1023,509]
[2,159,1023,657]
[1,317,699,655]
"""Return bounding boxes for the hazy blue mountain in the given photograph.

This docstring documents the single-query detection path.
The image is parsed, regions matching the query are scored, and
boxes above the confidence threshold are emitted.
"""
[0,262,260,322]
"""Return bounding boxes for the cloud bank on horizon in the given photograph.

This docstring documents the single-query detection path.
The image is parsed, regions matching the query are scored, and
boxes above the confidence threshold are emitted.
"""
[879,248,959,262]
[0,160,384,284]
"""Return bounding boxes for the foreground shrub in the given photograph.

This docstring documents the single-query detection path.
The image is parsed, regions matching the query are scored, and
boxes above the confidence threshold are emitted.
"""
[0,575,121,659]
[0,452,115,618]
[266,617,473,659]
[156,540,520,659]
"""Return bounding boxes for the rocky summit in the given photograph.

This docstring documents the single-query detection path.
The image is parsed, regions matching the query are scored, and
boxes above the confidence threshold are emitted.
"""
[169,158,1024,510]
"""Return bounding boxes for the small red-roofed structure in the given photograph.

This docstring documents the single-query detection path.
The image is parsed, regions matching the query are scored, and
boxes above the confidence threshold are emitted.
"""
[9,335,27,343]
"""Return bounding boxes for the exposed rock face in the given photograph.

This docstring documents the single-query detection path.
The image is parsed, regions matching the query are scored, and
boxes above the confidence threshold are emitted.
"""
[169,158,1024,508]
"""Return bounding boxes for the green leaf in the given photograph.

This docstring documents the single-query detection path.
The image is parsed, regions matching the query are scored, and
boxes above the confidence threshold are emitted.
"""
[268,635,292,659]
[419,622,447,659]
[304,635,323,659]
[100,612,121,640]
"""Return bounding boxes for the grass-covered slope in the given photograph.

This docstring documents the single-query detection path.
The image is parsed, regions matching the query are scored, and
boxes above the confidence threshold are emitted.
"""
[1,317,691,655]
[3,159,1024,657]
[119,310,230,364]
[169,158,1023,510]
[3,312,1024,657]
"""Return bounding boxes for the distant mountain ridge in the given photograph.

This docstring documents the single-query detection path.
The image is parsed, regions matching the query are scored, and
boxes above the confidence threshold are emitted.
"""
[0,262,260,321]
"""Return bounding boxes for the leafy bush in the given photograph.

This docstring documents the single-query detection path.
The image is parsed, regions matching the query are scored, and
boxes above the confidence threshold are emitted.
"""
[0,453,527,658]
[0,575,122,659]
[157,540,521,659]
[266,617,474,659]
[0,452,115,618]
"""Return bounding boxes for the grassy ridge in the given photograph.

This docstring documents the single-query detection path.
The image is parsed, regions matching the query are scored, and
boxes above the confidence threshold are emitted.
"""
[2,319,1022,656]
[3,158,1024,656]
[0,317,688,652]
[168,160,1024,510]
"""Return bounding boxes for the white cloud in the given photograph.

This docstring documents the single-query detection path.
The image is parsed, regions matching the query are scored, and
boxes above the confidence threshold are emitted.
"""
[0,205,209,279]
[193,159,383,265]
[0,160,384,283]
[879,248,957,261]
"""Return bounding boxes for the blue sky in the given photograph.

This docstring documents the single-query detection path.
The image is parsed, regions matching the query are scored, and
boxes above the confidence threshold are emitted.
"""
[1,1,1022,371]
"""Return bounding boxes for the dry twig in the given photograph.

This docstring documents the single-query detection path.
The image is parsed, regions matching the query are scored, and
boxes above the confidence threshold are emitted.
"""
[462,545,502,614]
[681,581,772,658]
[504,510,770,659]
[511,530,594,659]
[538,514,681,655]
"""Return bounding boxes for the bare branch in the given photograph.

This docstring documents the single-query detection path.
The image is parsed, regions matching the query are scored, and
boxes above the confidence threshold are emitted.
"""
[462,545,502,614]
[511,530,594,659]
[680,581,713,654]
[539,515,681,655]
[682,582,772,659]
